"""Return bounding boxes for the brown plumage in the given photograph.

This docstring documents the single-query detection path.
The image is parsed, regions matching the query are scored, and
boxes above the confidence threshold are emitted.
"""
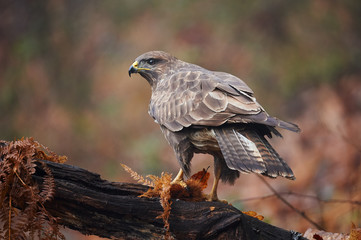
[129,51,300,201]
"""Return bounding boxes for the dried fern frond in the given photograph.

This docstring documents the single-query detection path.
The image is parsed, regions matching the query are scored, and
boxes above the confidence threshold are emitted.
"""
[34,140,67,163]
[350,223,361,240]
[120,166,213,240]
[146,174,160,183]
[157,173,173,240]
[120,163,154,187]
[120,165,173,239]
[0,137,65,240]
[141,172,173,240]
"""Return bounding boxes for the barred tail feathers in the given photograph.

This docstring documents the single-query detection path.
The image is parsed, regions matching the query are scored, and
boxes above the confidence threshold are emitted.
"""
[241,129,295,179]
[213,128,266,174]
[213,127,295,179]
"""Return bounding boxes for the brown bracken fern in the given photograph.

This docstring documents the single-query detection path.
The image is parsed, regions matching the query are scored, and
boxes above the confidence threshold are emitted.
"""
[121,164,211,240]
[120,163,154,187]
[121,164,174,239]
[0,137,67,240]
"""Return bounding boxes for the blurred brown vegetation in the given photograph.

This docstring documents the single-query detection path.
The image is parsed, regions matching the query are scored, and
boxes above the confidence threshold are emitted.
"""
[0,0,360,239]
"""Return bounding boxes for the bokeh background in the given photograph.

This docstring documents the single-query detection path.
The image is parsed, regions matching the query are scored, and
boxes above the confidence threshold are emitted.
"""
[1,0,360,239]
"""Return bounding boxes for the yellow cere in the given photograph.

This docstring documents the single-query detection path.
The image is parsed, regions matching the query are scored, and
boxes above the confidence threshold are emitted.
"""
[132,61,150,71]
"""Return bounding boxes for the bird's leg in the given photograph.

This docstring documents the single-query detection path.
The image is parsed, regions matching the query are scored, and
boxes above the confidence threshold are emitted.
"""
[208,159,222,201]
[171,168,184,184]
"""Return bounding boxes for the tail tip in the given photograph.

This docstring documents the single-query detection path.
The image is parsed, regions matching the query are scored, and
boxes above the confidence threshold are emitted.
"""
[280,121,301,133]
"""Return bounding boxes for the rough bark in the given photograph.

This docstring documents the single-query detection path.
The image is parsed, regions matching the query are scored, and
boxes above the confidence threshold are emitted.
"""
[33,160,306,240]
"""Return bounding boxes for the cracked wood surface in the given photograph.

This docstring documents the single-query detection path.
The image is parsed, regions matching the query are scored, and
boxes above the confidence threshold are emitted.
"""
[33,160,306,240]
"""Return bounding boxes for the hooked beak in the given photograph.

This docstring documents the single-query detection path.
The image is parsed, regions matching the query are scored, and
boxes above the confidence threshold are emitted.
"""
[128,65,137,77]
[128,60,150,77]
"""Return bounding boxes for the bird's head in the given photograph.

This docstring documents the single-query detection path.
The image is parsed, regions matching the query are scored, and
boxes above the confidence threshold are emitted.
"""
[128,51,177,86]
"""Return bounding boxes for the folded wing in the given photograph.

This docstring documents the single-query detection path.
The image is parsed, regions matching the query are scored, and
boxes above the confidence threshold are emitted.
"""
[149,69,300,133]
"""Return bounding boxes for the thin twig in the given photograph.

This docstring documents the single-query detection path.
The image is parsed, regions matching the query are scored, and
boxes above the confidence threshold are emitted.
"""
[235,191,361,205]
[14,170,26,186]
[257,175,325,231]
[234,193,276,202]
[283,191,361,205]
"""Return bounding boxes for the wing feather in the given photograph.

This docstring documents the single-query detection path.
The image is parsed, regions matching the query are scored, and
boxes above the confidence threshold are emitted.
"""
[150,69,299,132]
[203,91,227,112]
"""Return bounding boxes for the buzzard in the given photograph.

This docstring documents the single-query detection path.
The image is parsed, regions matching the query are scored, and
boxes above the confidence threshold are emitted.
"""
[128,51,300,201]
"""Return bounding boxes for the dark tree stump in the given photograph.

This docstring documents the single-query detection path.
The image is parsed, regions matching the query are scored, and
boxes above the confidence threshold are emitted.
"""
[32,160,306,240]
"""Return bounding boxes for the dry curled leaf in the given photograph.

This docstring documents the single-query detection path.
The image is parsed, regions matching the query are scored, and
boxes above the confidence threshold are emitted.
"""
[167,169,210,202]
[313,233,323,240]
[242,210,264,221]
[189,168,210,190]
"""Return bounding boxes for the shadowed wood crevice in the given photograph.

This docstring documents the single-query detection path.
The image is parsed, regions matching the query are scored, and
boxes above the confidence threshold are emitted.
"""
[33,160,306,240]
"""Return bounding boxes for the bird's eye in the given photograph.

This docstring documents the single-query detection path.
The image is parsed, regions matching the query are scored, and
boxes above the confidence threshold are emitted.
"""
[147,58,157,65]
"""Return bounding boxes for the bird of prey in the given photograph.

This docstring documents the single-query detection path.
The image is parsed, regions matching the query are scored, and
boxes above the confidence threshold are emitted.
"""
[128,51,300,201]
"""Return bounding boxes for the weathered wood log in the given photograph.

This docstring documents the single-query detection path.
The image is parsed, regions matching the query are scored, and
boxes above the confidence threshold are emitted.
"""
[33,160,306,240]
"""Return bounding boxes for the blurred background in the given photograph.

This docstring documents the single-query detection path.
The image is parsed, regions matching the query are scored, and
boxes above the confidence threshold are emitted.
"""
[0,0,360,239]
